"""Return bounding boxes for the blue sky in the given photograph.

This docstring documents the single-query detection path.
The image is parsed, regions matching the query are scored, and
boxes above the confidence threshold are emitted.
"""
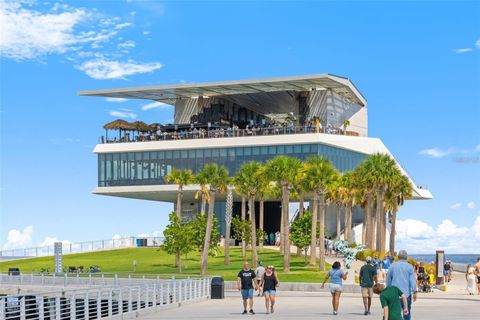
[1,0,479,253]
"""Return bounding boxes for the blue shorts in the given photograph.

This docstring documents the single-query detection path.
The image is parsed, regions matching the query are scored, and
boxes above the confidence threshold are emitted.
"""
[241,289,254,300]
[263,290,276,296]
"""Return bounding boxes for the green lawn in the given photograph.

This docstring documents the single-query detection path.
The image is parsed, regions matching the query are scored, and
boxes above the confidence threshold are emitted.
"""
[0,247,329,282]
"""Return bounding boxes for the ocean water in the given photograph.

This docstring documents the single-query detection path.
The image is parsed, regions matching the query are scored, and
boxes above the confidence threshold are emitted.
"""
[410,254,479,272]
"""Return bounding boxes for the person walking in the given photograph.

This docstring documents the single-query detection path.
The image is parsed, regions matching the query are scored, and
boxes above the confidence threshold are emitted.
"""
[475,257,480,294]
[321,261,348,315]
[359,256,378,315]
[381,255,391,282]
[466,264,477,295]
[269,232,275,245]
[373,255,381,280]
[259,265,279,314]
[237,261,258,315]
[373,283,409,320]
[255,261,266,296]
[443,260,451,283]
[386,250,417,320]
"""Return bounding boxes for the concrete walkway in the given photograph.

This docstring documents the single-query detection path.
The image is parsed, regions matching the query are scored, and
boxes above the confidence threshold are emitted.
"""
[139,291,479,319]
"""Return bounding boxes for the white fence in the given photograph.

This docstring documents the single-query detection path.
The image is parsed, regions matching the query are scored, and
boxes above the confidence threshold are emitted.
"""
[0,275,211,320]
[0,237,164,260]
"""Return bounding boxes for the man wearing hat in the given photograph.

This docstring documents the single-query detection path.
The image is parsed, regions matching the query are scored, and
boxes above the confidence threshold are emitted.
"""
[359,256,378,315]
[386,250,417,320]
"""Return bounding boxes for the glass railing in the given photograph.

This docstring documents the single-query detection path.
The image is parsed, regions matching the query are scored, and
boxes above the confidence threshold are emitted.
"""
[99,125,363,144]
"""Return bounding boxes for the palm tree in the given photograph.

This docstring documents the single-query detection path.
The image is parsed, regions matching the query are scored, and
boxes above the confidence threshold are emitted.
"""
[327,177,343,240]
[224,186,234,265]
[198,164,230,276]
[360,154,399,253]
[195,171,210,216]
[339,171,356,243]
[354,160,376,249]
[165,168,194,269]
[265,156,303,272]
[234,162,265,268]
[304,156,339,270]
[293,166,309,256]
[385,174,412,254]
[257,181,275,252]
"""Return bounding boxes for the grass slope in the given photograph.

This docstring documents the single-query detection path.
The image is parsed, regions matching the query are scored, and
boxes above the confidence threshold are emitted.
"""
[0,247,329,282]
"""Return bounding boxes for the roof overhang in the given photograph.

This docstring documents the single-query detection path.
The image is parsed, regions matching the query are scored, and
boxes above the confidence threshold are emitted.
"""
[78,73,366,107]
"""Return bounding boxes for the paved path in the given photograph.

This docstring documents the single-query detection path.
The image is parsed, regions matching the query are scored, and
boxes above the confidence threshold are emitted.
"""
[139,291,479,319]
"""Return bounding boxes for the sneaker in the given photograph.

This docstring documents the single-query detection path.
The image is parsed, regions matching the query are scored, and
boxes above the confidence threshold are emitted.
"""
[364,311,368,316]
[242,310,247,315]
[249,309,255,315]
[265,310,270,314]
[333,311,337,315]
[367,311,371,315]
[271,306,274,314]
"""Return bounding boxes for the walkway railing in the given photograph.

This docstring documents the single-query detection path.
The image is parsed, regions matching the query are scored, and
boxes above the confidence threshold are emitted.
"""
[100,124,364,144]
[0,236,164,260]
[0,275,211,320]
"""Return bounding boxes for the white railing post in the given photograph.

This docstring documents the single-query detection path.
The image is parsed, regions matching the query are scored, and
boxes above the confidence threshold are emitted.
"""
[172,278,176,304]
[108,290,113,317]
[128,287,132,313]
[64,273,67,287]
[152,284,157,310]
[20,296,26,320]
[38,296,44,320]
[160,282,164,306]
[70,295,76,320]
[0,297,5,320]
[115,274,118,287]
[55,296,61,320]
[137,287,141,311]
[89,274,92,286]
[97,290,101,319]
[118,289,123,315]
[85,292,90,320]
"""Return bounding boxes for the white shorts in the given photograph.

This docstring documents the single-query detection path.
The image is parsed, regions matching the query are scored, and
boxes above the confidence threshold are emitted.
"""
[329,283,343,293]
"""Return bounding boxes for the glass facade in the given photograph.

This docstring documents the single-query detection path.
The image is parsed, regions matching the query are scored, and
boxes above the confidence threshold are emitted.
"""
[97,143,366,187]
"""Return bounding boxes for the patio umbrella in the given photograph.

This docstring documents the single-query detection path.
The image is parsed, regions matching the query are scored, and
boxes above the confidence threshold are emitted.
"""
[103,119,134,141]
[132,121,150,132]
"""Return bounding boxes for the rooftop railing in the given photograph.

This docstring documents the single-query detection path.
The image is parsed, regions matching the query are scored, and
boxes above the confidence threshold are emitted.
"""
[99,125,363,144]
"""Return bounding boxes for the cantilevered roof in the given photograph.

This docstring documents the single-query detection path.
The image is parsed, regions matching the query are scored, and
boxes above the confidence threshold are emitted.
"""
[78,73,367,107]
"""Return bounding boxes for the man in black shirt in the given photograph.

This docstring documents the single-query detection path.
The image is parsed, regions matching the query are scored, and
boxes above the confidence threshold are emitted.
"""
[237,261,258,314]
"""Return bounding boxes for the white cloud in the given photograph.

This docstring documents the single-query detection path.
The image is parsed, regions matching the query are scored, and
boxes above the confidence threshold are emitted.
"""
[109,110,137,119]
[419,148,452,158]
[467,201,476,209]
[476,144,480,152]
[141,101,172,111]
[38,236,71,247]
[450,203,462,210]
[77,58,162,79]
[476,39,480,49]
[118,40,135,49]
[395,216,480,254]
[114,22,132,30]
[455,48,473,54]
[106,97,128,103]
[0,1,119,60]
[3,225,34,250]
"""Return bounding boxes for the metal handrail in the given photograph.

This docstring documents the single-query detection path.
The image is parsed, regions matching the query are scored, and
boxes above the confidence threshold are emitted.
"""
[0,277,211,320]
[100,124,365,144]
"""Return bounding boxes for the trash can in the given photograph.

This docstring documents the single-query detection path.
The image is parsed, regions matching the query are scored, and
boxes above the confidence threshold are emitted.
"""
[211,277,224,299]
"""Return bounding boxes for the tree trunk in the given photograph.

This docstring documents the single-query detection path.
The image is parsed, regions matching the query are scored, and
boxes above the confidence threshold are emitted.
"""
[224,220,231,265]
[249,195,257,269]
[297,196,304,256]
[389,206,397,255]
[366,193,375,249]
[345,203,352,243]
[299,196,304,217]
[259,200,264,251]
[200,194,206,216]
[376,189,384,253]
[319,193,326,271]
[176,249,182,272]
[241,196,246,257]
[280,197,285,255]
[200,191,215,276]
[175,187,183,269]
[336,204,341,240]
[309,196,318,266]
[381,209,387,254]
[282,183,291,272]
[362,205,367,245]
